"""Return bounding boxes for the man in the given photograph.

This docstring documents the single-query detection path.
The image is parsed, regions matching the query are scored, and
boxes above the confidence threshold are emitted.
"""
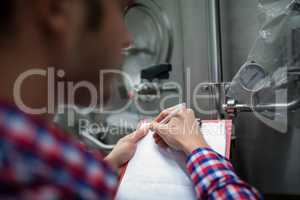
[0,0,262,199]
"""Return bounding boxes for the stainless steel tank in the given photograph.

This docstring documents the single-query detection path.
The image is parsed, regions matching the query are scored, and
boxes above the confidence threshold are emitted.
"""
[220,0,300,196]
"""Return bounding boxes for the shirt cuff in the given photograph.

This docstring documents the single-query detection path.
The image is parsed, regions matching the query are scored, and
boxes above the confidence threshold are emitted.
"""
[186,147,234,174]
[187,148,223,162]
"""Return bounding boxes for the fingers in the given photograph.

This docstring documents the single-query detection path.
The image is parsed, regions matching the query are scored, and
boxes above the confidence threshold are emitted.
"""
[186,108,195,117]
[133,127,148,143]
[127,125,149,143]
[176,108,194,119]
[154,105,182,123]
[154,111,170,123]
[150,122,168,134]
[153,133,162,143]
[157,139,168,149]
[153,133,168,149]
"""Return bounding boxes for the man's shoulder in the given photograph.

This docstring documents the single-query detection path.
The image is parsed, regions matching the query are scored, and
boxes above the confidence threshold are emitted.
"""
[0,104,118,199]
[0,102,70,146]
[0,102,105,163]
[0,103,49,145]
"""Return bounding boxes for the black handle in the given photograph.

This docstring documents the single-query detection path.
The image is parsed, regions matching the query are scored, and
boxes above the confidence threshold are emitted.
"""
[141,64,172,81]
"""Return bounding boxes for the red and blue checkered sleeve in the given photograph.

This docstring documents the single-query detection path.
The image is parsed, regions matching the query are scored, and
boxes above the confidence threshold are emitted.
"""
[186,148,262,200]
[0,109,118,199]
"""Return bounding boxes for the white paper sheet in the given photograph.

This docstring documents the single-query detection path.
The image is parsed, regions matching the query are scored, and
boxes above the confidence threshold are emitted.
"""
[116,121,228,200]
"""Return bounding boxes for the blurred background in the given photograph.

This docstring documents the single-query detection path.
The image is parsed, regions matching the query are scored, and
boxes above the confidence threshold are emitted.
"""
[55,0,300,198]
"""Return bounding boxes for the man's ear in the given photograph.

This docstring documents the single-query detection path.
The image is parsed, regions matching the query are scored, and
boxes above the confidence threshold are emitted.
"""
[33,0,71,37]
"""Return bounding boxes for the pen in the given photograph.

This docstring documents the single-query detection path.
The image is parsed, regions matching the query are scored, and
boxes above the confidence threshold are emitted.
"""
[159,103,186,125]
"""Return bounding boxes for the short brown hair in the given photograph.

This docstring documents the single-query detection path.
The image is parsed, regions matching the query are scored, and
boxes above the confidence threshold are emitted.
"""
[0,0,16,36]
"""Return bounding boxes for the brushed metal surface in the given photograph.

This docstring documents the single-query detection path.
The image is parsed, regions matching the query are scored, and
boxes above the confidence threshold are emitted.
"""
[220,0,300,195]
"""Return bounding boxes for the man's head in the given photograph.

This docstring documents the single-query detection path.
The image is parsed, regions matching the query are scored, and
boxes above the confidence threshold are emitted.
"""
[0,0,132,107]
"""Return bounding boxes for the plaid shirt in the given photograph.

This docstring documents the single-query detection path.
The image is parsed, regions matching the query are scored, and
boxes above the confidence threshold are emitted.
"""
[0,103,261,199]
[0,103,117,200]
[187,148,262,199]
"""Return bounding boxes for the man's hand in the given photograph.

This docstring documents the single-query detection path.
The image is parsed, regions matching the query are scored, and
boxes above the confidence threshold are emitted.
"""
[151,107,210,155]
[104,125,149,171]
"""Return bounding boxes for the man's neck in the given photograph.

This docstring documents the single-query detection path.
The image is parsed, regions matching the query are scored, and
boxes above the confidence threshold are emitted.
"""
[0,37,52,120]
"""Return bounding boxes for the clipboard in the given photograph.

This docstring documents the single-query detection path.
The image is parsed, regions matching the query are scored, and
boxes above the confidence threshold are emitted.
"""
[116,120,233,200]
